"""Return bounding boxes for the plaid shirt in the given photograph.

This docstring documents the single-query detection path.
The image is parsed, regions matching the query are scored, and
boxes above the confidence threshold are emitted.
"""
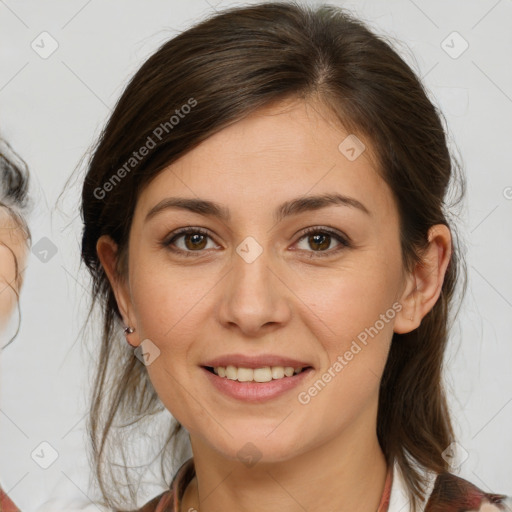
[0,488,19,512]
[2,460,509,511]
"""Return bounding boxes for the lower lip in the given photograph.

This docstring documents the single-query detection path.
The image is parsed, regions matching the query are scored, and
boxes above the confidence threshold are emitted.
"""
[201,367,313,403]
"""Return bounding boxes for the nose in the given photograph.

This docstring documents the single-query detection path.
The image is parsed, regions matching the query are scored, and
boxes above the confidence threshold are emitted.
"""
[217,239,292,337]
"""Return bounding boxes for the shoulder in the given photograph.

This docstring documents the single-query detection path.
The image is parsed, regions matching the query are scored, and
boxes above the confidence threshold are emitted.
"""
[388,460,511,512]
[425,472,512,511]
[0,487,20,512]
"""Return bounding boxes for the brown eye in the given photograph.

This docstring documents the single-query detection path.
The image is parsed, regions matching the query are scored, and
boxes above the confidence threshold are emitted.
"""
[295,227,350,258]
[183,232,208,250]
[164,227,218,257]
[307,233,331,251]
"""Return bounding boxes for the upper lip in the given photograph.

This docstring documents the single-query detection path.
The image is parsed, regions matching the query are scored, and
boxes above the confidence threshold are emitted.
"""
[202,354,312,369]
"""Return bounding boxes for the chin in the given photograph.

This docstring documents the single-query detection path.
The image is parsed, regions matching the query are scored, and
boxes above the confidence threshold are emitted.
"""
[205,429,307,466]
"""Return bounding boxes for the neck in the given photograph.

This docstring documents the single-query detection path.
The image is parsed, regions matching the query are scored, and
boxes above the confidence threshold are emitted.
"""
[181,412,388,512]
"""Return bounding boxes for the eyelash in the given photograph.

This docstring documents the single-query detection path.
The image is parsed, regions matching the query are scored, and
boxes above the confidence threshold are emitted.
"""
[162,226,351,259]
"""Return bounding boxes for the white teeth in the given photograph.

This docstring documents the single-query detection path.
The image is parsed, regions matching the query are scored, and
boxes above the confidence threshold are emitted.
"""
[237,367,254,382]
[271,366,284,379]
[284,367,294,377]
[225,365,237,380]
[212,365,306,382]
[253,367,272,382]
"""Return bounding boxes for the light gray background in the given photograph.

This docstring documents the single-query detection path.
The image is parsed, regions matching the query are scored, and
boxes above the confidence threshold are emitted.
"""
[1,0,511,510]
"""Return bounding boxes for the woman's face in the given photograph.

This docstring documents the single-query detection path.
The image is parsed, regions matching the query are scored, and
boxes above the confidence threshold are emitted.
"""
[101,98,421,463]
[0,207,28,332]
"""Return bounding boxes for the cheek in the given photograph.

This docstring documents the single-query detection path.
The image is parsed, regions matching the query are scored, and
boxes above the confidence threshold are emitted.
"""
[129,263,214,422]
[130,258,210,343]
[293,276,395,433]
[292,257,401,347]
[0,244,20,326]
[289,259,399,408]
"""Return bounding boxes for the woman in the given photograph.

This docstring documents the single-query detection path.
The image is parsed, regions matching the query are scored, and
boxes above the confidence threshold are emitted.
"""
[0,139,30,340]
[0,138,30,512]
[1,138,106,512]
[80,2,511,511]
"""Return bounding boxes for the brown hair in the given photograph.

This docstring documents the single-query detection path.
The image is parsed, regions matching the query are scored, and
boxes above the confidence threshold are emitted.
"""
[80,2,467,509]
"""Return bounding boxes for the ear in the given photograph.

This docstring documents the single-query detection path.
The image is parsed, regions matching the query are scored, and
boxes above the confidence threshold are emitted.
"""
[394,224,452,334]
[96,235,141,346]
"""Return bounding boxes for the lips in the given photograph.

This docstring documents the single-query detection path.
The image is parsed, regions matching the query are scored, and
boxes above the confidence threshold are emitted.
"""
[202,364,314,402]
[202,353,312,369]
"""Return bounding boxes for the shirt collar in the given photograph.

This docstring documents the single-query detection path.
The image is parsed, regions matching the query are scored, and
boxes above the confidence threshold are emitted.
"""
[171,457,440,512]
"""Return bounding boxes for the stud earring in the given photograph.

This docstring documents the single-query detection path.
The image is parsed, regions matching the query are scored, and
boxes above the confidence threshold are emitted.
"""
[123,326,136,347]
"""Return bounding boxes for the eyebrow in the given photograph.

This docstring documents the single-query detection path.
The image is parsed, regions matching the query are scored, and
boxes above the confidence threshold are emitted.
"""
[145,193,371,224]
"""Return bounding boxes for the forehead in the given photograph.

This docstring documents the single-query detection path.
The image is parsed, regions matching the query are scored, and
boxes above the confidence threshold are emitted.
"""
[135,98,397,224]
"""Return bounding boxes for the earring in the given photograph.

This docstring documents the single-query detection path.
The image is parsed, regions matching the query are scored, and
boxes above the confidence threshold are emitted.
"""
[124,326,136,347]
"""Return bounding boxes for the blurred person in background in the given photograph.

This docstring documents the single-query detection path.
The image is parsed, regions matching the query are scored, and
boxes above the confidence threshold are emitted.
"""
[0,139,108,512]
[0,137,30,512]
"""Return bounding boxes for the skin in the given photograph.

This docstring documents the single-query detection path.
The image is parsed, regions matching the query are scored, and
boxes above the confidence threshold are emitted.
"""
[0,207,28,334]
[98,97,452,512]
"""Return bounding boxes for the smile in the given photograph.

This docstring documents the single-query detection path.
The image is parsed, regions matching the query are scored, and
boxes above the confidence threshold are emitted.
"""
[202,365,314,402]
[207,365,307,382]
